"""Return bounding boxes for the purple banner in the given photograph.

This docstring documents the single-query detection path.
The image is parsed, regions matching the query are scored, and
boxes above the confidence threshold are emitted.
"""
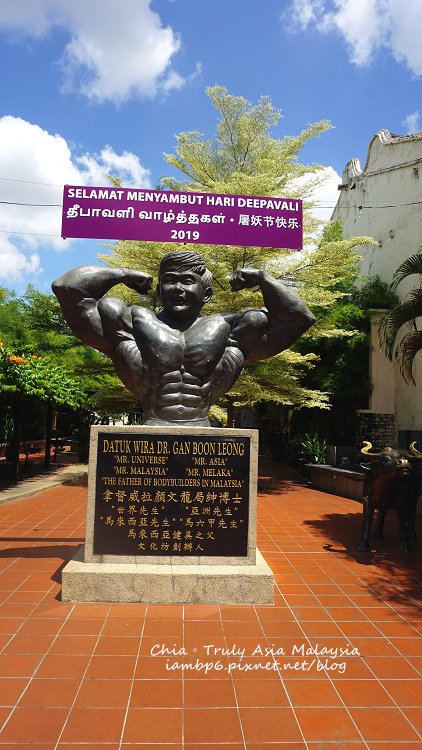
[61,185,303,250]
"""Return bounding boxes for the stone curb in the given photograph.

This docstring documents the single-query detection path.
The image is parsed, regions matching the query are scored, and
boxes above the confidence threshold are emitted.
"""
[0,464,88,505]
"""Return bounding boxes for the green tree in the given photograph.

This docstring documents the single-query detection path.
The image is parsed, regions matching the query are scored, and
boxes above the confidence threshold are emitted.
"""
[99,87,375,418]
[0,284,137,418]
[0,341,84,409]
[294,271,398,444]
[379,251,422,384]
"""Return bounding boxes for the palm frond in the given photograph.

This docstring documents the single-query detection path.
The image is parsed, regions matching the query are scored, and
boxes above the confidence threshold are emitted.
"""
[390,251,422,291]
[378,292,422,359]
[398,330,422,385]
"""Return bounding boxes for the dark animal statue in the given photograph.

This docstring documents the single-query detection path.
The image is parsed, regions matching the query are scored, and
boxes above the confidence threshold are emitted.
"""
[357,441,421,553]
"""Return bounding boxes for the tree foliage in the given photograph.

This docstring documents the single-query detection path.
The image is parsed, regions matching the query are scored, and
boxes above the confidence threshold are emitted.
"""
[295,271,398,443]
[0,340,84,409]
[98,87,375,414]
[379,250,422,384]
[0,285,136,417]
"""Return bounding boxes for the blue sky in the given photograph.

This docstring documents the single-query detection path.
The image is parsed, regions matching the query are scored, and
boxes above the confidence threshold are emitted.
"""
[0,0,421,294]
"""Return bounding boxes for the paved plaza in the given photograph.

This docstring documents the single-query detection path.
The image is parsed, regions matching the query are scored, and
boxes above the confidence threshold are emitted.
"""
[0,460,421,749]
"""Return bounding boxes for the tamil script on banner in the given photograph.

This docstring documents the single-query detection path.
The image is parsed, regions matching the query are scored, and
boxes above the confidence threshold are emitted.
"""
[61,184,303,250]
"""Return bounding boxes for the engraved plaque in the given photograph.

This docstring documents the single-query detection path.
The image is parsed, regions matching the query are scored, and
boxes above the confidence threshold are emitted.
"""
[93,432,250,557]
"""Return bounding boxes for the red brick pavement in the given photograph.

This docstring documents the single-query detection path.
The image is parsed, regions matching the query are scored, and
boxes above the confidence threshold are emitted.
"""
[0,460,420,749]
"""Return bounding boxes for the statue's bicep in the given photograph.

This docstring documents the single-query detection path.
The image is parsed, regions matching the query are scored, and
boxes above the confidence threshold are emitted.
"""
[97,297,133,343]
[230,310,269,355]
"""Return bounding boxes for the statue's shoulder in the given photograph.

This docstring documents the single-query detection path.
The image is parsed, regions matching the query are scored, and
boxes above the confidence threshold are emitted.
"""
[198,313,233,333]
[130,305,156,323]
[223,309,268,330]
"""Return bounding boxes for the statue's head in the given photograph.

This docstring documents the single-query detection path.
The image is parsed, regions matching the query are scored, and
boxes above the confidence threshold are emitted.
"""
[157,250,213,321]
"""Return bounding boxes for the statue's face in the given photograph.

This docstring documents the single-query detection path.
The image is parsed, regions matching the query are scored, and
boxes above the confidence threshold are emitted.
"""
[158,270,212,320]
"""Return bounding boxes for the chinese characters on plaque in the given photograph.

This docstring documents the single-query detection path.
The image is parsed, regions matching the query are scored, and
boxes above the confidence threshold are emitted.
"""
[94,433,250,557]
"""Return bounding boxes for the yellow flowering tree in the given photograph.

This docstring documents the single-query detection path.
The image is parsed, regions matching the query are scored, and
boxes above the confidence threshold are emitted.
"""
[100,87,375,421]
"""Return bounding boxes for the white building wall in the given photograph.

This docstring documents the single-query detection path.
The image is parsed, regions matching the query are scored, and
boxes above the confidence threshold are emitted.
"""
[331,130,422,440]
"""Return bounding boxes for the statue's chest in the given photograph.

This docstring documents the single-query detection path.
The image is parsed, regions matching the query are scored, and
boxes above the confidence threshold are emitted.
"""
[133,315,230,374]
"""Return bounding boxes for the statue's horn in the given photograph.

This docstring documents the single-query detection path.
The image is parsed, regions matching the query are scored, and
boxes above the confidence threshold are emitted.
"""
[360,441,382,456]
[409,441,422,458]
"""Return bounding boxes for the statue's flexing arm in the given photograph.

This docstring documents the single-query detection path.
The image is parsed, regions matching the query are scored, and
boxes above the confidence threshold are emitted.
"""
[229,268,315,361]
[53,252,315,425]
[52,266,153,357]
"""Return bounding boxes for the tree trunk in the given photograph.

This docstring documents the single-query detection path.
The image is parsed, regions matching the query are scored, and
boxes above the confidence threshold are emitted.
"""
[9,397,22,481]
[226,396,235,428]
[44,401,53,469]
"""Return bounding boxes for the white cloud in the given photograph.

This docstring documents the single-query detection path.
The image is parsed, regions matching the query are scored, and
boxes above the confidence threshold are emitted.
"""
[0,115,151,281]
[0,0,197,103]
[292,166,341,219]
[402,110,421,134]
[285,0,422,76]
[310,165,342,221]
[0,237,41,281]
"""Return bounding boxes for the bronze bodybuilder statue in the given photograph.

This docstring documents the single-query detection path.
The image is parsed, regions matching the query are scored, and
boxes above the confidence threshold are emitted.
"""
[52,250,315,426]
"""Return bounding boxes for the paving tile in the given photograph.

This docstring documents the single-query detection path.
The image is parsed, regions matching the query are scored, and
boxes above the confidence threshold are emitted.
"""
[0,459,421,749]
[108,603,147,618]
[349,636,402,657]
[0,618,24,634]
[60,707,126,743]
[382,679,422,706]
[142,618,183,637]
[130,678,183,708]
[220,604,258,620]
[94,635,140,656]
[234,677,289,706]
[101,617,145,636]
[349,707,420,742]
[48,634,98,655]
[85,654,136,679]
[146,604,183,619]
[307,745,367,750]
[364,655,421,679]
[0,707,68,743]
[299,620,345,637]
[184,707,243,743]
[17,677,80,707]
[68,603,110,619]
[284,678,343,707]
[332,678,395,707]
[36,653,91,679]
[135,655,183,679]
[59,618,104,636]
[3,634,55,654]
[366,744,422,750]
[222,620,265,637]
[294,707,362,742]
[390,637,422,656]
[240,706,302,742]
[183,620,225,638]
[183,604,220,620]
[0,677,28,706]
[0,653,42,677]
[17,617,64,635]
[402,707,422,735]
[123,708,182,743]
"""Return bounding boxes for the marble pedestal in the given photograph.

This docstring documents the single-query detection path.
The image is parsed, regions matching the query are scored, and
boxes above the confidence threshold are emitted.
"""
[61,426,274,604]
[62,547,273,604]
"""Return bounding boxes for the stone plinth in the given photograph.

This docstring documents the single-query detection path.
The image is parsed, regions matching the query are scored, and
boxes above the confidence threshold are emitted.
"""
[62,548,273,604]
[61,426,274,604]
